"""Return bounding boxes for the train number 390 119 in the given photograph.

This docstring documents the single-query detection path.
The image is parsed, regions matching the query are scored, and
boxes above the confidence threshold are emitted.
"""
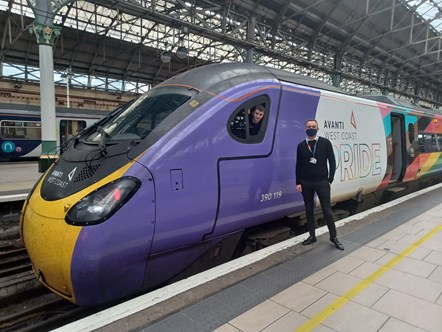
[260,191,283,202]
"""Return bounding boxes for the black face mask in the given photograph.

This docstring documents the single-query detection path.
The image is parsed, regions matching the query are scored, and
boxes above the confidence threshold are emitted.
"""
[306,128,317,136]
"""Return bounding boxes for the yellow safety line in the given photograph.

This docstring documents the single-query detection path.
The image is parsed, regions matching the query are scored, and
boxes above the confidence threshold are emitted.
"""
[295,223,442,332]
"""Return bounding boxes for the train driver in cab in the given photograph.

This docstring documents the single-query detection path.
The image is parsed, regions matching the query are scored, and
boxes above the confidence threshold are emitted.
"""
[248,105,265,136]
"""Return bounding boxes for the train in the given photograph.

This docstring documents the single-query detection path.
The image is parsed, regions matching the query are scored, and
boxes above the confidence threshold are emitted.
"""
[20,63,442,306]
[0,104,109,161]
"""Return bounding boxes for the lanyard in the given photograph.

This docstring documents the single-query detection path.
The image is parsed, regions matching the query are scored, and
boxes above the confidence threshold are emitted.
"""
[306,138,318,158]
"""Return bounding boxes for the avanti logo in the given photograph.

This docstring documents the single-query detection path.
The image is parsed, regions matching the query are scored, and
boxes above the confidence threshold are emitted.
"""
[350,111,357,129]
[68,167,77,181]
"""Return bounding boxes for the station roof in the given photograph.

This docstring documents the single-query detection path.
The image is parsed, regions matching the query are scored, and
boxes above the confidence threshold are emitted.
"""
[0,0,441,104]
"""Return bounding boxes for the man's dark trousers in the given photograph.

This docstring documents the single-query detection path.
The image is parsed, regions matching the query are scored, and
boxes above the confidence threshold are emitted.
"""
[301,179,337,239]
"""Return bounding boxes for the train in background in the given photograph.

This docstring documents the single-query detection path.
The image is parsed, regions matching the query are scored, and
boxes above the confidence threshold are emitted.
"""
[20,63,442,306]
[0,103,109,160]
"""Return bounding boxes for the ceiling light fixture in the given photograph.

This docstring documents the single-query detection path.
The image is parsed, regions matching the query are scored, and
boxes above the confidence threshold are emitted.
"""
[176,46,188,59]
[160,50,172,63]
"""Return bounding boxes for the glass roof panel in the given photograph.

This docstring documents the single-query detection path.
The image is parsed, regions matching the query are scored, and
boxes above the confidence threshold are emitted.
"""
[406,0,442,33]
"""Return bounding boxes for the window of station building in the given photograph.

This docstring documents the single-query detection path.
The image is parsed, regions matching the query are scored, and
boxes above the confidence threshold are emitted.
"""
[228,96,270,143]
[418,133,442,153]
[0,120,41,140]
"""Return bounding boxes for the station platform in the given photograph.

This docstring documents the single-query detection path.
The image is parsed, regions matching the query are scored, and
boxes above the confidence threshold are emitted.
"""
[57,183,442,332]
[0,161,40,202]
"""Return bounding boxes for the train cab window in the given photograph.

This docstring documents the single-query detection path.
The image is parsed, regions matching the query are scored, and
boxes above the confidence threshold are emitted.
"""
[0,120,41,140]
[228,96,270,143]
[84,86,196,143]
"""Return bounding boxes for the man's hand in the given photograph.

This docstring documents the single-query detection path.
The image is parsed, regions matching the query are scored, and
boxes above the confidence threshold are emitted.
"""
[296,184,302,192]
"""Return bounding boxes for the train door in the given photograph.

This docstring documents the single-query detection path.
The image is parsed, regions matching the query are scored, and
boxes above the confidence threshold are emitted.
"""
[389,113,406,182]
[209,91,281,236]
[59,119,86,146]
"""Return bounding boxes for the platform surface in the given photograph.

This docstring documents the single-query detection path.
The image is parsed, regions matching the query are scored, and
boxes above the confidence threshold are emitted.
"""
[0,161,40,201]
[56,183,442,332]
[212,201,442,332]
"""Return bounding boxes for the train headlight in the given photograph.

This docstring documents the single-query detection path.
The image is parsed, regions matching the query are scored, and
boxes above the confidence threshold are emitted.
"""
[65,177,141,226]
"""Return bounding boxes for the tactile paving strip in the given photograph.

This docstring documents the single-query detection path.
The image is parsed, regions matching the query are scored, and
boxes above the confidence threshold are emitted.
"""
[139,187,442,332]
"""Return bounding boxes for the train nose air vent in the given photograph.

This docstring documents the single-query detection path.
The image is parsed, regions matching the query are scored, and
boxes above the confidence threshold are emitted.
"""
[73,164,101,182]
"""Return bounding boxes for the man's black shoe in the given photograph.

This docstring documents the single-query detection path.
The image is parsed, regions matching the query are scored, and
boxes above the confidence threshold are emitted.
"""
[302,235,317,245]
[330,238,344,250]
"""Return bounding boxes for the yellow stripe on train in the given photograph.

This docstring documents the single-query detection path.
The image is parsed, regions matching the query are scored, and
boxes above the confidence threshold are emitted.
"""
[22,161,135,301]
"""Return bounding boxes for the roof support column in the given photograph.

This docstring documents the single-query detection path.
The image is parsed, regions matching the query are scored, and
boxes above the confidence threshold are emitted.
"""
[381,87,389,95]
[26,0,74,172]
[332,51,344,87]
[245,16,255,63]
[331,72,342,88]
[382,72,390,95]
[413,80,421,104]
[436,89,441,109]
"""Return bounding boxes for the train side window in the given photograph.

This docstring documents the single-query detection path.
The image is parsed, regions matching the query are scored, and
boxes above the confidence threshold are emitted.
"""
[418,133,440,153]
[60,120,87,145]
[418,133,425,152]
[408,123,415,143]
[23,122,42,140]
[424,134,432,152]
[0,120,41,140]
[228,96,270,143]
[429,134,442,152]
[430,134,442,152]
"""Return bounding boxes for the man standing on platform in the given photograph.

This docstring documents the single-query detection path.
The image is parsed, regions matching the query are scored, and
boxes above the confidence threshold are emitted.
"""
[295,119,344,250]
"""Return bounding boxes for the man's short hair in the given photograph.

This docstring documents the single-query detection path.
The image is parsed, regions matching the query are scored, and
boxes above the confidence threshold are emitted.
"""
[253,105,265,113]
[305,119,318,127]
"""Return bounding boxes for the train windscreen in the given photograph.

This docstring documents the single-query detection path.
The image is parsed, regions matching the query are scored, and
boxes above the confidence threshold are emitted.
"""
[84,86,195,143]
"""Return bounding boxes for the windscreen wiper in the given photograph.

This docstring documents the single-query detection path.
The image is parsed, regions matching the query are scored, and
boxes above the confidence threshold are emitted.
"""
[97,126,109,156]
